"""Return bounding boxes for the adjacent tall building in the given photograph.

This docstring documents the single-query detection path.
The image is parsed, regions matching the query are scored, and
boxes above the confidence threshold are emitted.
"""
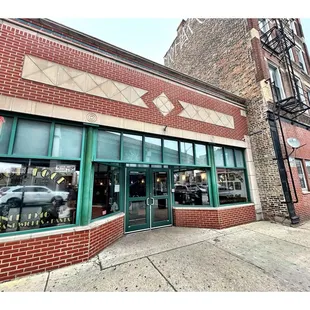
[165,18,310,224]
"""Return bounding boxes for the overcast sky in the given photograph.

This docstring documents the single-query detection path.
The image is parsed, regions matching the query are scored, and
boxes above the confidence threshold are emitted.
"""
[52,18,310,65]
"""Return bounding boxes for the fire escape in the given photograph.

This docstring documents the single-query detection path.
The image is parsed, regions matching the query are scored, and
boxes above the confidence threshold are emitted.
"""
[259,18,309,224]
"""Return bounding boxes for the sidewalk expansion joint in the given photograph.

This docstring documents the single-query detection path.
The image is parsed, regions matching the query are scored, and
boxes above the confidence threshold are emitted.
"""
[44,272,50,292]
[146,256,177,292]
[243,227,310,250]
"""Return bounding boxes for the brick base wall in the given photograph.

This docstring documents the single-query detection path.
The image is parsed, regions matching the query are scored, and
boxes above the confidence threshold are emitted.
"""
[0,214,124,283]
[173,205,256,229]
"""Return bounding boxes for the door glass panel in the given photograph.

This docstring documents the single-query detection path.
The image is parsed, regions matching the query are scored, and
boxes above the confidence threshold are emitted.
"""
[129,171,146,197]
[123,134,142,161]
[153,171,168,196]
[13,119,50,156]
[129,200,147,226]
[52,124,83,158]
[180,142,194,164]
[153,199,168,223]
[163,140,179,164]
[145,137,162,163]
[97,131,120,160]
[0,116,13,154]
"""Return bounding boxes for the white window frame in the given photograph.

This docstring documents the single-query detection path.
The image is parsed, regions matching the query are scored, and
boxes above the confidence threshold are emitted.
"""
[295,77,306,103]
[296,47,308,73]
[296,159,308,191]
[268,64,286,100]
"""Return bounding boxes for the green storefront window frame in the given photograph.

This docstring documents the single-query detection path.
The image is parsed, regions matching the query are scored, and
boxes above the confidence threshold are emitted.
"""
[0,112,86,238]
[89,163,125,224]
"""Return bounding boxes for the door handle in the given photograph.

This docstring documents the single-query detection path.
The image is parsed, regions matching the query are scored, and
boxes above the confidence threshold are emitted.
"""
[151,198,155,206]
[146,197,150,206]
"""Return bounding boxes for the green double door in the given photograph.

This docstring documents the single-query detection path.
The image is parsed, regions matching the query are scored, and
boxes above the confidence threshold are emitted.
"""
[126,168,172,232]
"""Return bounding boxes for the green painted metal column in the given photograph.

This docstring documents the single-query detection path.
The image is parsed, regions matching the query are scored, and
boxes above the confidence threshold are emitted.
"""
[80,126,94,225]
[208,145,220,207]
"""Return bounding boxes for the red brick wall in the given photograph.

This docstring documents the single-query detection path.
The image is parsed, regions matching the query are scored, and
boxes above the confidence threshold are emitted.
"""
[0,22,247,141]
[281,122,310,220]
[0,215,124,283]
[173,205,256,229]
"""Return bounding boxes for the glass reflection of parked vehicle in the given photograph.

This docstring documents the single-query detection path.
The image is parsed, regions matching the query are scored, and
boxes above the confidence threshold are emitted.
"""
[174,184,203,205]
[0,186,69,207]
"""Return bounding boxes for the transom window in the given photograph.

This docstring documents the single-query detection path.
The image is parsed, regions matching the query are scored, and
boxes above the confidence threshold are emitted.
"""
[96,130,209,166]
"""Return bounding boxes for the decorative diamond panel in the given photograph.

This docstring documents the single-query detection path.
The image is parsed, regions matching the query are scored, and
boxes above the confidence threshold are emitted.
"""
[22,55,148,108]
[153,93,174,116]
[178,100,235,129]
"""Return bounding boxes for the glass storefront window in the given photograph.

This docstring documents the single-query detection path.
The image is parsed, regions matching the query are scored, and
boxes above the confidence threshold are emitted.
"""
[52,124,83,158]
[224,148,235,167]
[217,168,248,204]
[145,137,162,163]
[174,168,209,205]
[163,140,179,164]
[123,134,142,162]
[0,116,13,154]
[0,158,80,234]
[235,149,244,167]
[180,142,194,165]
[214,146,224,166]
[91,163,120,220]
[13,119,50,156]
[97,131,120,160]
[195,144,207,166]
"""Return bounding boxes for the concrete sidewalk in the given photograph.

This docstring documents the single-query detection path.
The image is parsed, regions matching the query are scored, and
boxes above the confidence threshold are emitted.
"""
[2,220,310,292]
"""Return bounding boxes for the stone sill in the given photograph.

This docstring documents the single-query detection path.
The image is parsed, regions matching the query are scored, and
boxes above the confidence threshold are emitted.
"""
[0,213,125,244]
[173,203,254,211]
[302,191,310,195]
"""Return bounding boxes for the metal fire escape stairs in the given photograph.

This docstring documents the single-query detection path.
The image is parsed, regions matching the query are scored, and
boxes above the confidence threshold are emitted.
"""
[260,18,309,224]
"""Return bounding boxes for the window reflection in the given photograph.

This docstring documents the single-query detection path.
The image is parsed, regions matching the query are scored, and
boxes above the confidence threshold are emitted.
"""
[217,168,248,204]
[174,169,209,205]
[0,159,80,233]
[92,164,120,220]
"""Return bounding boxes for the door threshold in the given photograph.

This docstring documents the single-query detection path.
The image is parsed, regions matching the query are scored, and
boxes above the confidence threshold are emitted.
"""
[124,224,172,234]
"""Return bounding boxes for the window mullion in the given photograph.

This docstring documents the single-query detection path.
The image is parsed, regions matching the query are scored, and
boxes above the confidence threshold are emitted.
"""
[7,116,18,155]
[48,122,55,157]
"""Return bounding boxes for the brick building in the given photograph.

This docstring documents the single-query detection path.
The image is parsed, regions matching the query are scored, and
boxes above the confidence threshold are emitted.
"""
[0,19,257,282]
[165,18,310,224]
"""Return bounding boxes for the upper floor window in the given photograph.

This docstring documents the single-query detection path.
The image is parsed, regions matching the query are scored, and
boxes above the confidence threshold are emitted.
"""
[296,48,307,73]
[258,18,270,34]
[288,48,294,62]
[268,64,285,100]
[290,20,297,35]
[295,159,308,191]
[295,77,306,104]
